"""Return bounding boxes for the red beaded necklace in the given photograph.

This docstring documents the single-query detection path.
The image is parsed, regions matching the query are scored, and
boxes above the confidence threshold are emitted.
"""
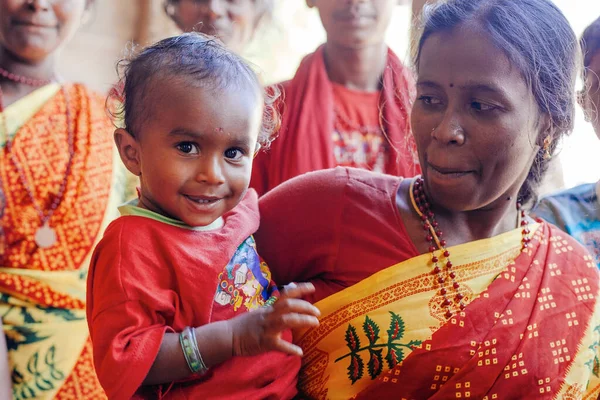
[0,67,73,249]
[409,176,530,319]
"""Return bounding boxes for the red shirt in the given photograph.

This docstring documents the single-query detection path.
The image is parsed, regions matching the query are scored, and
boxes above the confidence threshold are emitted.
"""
[87,191,299,400]
[331,83,387,172]
[255,168,419,304]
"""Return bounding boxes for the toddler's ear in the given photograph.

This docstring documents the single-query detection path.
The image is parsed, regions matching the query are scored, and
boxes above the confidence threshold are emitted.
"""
[114,128,142,176]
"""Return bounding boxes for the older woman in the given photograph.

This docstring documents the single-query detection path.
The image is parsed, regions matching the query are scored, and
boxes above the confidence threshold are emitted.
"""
[0,1,133,398]
[255,0,600,398]
[162,0,273,54]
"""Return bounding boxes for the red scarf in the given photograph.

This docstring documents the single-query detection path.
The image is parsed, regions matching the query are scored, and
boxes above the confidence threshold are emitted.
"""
[251,45,420,196]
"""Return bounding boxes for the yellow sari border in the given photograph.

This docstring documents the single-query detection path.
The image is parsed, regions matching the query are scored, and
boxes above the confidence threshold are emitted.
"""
[298,224,539,400]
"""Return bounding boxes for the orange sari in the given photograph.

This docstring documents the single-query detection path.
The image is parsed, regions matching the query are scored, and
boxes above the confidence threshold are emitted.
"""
[0,83,134,399]
[297,222,600,399]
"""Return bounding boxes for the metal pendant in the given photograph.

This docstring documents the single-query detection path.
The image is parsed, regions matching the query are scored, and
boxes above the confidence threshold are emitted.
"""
[35,223,57,248]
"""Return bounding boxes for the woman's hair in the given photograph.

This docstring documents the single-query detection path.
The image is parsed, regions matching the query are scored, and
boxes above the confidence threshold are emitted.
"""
[581,16,600,82]
[414,0,580,205]
[110,32,279,148]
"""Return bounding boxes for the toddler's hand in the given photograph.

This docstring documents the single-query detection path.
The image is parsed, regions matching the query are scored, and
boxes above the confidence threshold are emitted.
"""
[230,282,320,357]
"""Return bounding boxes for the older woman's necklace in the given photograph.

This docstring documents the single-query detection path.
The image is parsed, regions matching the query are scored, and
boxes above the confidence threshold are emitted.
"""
[0,67,73,249]
[409,176,531,319]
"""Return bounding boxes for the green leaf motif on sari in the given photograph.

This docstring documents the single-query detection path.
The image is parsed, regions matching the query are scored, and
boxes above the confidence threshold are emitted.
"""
[5,326,50,351]
[363,316,380,345]
[336,312,421,384]
[345,325,361,353]
[12,345,65,400]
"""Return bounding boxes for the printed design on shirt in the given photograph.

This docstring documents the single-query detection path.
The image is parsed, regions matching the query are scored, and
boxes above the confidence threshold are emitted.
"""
[332,109,387,173]
[214,236,277,312]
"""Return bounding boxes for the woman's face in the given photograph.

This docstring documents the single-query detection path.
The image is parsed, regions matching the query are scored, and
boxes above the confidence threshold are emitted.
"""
[582,52,600,138]
[309,0,396,49]
[0,0,88,63]
[412,24,545,213]
[170,0,262,54]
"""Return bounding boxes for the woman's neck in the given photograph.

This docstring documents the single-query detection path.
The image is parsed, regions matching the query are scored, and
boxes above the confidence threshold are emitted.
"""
[397,180,522,254]
[0,49,58,105]
[323,41,388,92]
[431,202,520,247]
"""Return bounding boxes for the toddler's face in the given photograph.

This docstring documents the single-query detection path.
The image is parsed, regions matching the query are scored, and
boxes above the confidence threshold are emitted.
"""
[131,78,262,227]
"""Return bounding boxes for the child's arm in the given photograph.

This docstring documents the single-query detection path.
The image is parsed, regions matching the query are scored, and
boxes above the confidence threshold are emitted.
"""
[142,282,320,385]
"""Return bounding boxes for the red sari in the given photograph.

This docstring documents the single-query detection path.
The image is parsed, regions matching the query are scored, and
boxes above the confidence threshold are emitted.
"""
[255,168,600,399]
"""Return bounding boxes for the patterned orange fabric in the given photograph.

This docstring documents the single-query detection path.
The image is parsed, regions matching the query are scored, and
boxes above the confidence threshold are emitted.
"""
[0,84,124,400]
[0,84,113,273]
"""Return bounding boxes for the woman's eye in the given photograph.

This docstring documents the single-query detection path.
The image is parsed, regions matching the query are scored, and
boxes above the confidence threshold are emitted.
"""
[418,96,442,106]
[177,142,199,154]
[471,101,496,112]
[225,148,244,160]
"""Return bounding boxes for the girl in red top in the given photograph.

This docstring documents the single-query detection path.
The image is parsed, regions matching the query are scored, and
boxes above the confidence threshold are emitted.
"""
[86,33,320,400]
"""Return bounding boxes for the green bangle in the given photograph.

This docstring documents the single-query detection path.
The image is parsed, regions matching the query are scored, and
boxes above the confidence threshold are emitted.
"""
[179,326,208,374]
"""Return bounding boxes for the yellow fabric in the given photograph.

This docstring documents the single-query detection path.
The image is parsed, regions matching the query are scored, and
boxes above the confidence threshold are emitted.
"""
[1,146,125,399]
[1,84,60,143]
[0,84,133,399]
[297,224,537,399]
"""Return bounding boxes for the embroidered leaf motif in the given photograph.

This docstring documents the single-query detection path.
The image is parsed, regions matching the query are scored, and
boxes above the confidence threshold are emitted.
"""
[363,316,380,346]
[407,339,423,350]
[45,346,64,381]
[385,345,404,369]
[345,325,361,353]
[594,355,600,378]
[348,353,364,384]
[37,306,83,322]
[5,326,50,351]
[19,307,36,324]
[387,312,405,341]
[336,312,414,385]
[368,348,384,379]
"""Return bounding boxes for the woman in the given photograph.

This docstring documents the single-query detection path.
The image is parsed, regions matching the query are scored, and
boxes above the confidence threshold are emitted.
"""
[534,16,600,267]
[255,0,600,398]
[0,1,133,398]
[250,0,419,196]
[162,0,273,54]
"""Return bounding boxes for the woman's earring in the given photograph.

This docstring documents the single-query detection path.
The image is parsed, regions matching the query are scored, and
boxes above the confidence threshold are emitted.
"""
[543,135,552,160]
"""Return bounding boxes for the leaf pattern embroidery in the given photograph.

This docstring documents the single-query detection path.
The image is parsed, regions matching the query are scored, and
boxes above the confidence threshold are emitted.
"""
[336,312,421,384]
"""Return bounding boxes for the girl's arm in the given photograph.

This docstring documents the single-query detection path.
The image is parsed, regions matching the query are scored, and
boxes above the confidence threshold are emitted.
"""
[142,283,320,385]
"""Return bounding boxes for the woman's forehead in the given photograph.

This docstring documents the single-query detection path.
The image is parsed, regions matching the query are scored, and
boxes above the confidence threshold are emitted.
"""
[418,26,527,95]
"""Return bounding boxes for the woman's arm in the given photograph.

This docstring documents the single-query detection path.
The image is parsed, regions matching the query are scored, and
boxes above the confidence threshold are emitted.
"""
[0,319,12,399]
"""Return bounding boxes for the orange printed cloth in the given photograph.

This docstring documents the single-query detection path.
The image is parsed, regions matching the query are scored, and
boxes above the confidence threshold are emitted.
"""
[297,222,600,399]
[0,84,133,399]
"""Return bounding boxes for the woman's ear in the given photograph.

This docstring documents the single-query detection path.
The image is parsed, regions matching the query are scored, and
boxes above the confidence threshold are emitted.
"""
[114,128,142,176]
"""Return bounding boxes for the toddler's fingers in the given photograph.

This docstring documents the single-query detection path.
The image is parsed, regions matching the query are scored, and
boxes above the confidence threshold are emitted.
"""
[273,297,320,317]
[281,282,315,299]
[269,313,320,332]
[272,338,304,357]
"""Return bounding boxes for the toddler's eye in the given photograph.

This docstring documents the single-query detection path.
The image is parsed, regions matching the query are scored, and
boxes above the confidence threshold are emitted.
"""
[225,148,244,161]
[177,142,199,154]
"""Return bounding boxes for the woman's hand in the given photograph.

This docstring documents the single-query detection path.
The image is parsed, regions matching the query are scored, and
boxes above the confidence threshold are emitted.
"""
[230,282,320,357]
